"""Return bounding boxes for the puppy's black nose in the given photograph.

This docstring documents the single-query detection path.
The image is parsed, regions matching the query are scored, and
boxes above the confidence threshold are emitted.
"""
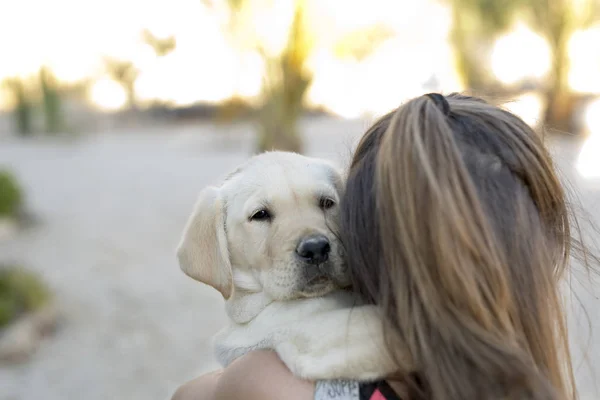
[296,235,331,265]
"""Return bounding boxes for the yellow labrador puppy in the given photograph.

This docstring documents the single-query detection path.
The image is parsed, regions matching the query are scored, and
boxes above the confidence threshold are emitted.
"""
[177,151,398,381]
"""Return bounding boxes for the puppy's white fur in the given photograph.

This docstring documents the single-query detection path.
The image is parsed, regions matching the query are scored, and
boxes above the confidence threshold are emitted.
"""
[177,151,400,381]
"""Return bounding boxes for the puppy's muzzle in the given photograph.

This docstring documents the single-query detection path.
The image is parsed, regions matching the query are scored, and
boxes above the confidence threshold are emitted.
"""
[296,234,333,281]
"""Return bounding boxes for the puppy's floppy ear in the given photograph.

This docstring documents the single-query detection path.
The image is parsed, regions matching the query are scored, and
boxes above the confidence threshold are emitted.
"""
[177,186,233,299]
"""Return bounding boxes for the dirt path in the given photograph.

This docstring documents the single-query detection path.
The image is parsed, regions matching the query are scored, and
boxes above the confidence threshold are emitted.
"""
[0,120,597,400]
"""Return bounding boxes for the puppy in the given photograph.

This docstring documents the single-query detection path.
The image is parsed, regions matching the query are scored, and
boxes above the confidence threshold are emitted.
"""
[177,151,400,381]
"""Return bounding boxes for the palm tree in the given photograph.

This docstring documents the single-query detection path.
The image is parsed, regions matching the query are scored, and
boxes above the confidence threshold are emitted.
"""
[205,0,393,153]
[103,57,140,110]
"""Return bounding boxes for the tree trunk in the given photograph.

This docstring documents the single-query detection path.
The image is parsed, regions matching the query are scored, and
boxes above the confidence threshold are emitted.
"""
[14,102,33,137]
[544,89,576,134]
[126,82,138,112]
[450,5,493,92]
[452,34,490,91]
[255,68,308,153]
[257,128,303,153]
[40,68,63,134]
[543,38,576,133]
[10,80,34,136]
[256,105,303,153]
[254,0,309,154]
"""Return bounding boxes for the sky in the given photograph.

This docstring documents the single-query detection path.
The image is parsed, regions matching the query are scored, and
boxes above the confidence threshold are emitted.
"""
[1,0,600,120]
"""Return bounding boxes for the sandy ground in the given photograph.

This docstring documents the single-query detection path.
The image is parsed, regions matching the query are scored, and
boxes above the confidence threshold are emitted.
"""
[0,117,598,400]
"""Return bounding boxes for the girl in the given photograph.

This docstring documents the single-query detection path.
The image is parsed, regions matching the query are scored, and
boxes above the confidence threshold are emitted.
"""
[173,93,596,400]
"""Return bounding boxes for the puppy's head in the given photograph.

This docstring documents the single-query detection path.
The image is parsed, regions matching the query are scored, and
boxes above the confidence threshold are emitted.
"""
[177,151,349,301]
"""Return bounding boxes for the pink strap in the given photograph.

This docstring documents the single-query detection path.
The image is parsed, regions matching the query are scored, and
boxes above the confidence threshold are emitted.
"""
[369,389,387,400]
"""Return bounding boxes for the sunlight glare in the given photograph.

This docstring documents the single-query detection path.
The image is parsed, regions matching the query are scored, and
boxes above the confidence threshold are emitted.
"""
[491,23,550,85]
[0,87,15,112]
[569,25,600,93]
[253,0,296,57]
[576,99,600,178]
[308,1,458,119]
[576,135,600,179]
[89,79,127,111]
[584,98,600,133]
[120,43,158,72]
[307,51,363,119]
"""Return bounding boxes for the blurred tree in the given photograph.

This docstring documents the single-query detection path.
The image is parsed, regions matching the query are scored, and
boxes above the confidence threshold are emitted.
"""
[449,0,600,131]
[142,29,177,57]
[448,0,520,91]
[256,1,312,152]
[522,0,600,131]
[205,0,393,153]
[3,78,34,136]
[39,67,64,134]
[103,58,140,110]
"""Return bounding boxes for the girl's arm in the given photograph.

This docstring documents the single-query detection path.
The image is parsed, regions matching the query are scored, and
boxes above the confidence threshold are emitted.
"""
[171,350,315,400]
[171,370,223,400]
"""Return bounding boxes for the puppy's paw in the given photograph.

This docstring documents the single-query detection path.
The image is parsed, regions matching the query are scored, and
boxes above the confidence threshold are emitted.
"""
[275,341,314,379]
[276,340,397,381]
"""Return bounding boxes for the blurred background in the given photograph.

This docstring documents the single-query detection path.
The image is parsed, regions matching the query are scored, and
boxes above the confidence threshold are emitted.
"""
[0,0,599,399]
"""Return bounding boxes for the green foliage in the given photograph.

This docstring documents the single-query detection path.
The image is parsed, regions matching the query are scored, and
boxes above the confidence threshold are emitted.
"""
[0,267,51,328]
[0,170,23,218]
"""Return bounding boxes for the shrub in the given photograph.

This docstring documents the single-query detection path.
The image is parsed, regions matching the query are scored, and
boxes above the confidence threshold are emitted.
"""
[0,170,23,218]
[0,267,51,328]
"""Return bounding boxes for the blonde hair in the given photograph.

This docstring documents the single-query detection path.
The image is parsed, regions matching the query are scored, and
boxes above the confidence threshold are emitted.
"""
[341,93,590,399]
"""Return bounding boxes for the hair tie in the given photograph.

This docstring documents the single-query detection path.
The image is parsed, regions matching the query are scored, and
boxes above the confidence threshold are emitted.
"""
[425,93,450,116]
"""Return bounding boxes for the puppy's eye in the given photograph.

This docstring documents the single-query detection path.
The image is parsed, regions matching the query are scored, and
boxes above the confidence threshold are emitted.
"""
[319,197,336,210]
[250,209,271,221]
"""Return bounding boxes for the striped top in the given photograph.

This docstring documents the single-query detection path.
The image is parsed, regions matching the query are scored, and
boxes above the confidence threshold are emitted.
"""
[315,380,402,400]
